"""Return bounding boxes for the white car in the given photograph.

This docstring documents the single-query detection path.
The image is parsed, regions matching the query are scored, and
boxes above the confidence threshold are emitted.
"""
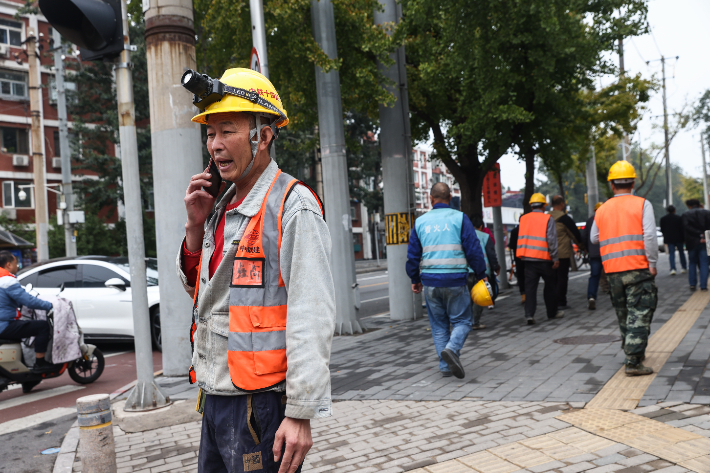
[657,227,666,253]
[17,257,163,350]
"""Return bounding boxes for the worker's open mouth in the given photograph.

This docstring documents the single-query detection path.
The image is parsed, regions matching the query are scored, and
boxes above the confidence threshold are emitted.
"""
[216,159,233,170]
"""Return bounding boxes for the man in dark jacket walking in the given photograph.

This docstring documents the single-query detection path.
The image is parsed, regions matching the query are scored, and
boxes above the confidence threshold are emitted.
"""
[682,199,710,291]
[508,225,525,305]
[660,205,687,275]
[584,202,606,310]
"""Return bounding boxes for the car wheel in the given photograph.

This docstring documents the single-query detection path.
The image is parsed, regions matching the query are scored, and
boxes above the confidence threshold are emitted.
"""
[151,306,162,352]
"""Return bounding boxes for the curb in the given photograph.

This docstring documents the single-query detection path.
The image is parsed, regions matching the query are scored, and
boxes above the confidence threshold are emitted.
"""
[355,265,387,274]
[53,420,79,473]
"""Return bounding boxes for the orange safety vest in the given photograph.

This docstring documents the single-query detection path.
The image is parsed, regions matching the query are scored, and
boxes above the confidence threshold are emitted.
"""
[188,170,324,392]
[516,211,552,261]
[596,195,648,273]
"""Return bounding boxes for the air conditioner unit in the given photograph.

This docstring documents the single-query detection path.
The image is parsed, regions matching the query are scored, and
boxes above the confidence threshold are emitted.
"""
[0,45,8,58]
[52,157,62,169]
[12,155,29,167]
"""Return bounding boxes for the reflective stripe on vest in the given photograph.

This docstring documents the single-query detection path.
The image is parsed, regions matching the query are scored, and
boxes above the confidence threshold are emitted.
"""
[596,195,648,273]
[516,212,552,261]
[414,208,467,273]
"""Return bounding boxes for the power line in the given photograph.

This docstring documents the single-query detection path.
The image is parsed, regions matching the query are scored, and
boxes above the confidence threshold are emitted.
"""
[650,29,663,57]
[629,38,646,64]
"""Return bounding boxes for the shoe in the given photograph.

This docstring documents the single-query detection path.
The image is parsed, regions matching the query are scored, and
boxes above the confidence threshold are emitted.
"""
[691,286,696,291]
[521,294,526,305]
[526,318,535,325]
[548,311,564,319]
[625,363,653,376]
[487,305,494,310]
[21,380,41,394]
[681,269,687,274]
[441,371,452,378]
[702,288,708,292]
[670,269,676,275]
[440,348,465,379]
[30,360,56,374]
[588,298,596,310]
[472,324,486,330]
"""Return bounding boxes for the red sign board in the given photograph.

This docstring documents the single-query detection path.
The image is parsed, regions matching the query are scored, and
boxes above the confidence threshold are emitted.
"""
[250,47,261,73]
[483,163,502,208]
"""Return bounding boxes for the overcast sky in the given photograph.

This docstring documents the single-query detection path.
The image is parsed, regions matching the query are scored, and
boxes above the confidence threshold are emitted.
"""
[496,0,710,192]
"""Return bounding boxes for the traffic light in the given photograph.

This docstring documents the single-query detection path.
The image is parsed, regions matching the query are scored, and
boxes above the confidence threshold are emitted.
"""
[38,0,123,62]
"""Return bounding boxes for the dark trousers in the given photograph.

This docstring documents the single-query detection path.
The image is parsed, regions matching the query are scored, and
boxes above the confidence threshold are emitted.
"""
[588,258,603,299]
[199,392,303,473]
[556,258,571,306]
[0,320,50,352]
[515,258,526,294]
[524,260,557,319]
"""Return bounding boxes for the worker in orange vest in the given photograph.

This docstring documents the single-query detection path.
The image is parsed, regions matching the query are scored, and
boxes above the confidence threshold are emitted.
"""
[591,161,658,377]
[516,193,563,325]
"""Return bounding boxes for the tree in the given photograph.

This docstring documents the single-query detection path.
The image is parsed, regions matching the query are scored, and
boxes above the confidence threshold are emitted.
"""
[400,0,649,215]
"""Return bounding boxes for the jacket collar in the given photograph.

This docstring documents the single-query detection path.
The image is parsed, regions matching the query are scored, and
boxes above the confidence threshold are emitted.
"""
[0,267,15,278]
[215,160,280,218]
[432,203,450,210]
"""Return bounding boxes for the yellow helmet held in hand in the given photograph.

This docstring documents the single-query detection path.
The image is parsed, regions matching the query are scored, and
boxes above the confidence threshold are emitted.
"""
[188,68,289,127]
[471,280,493,307]
[529,193,547,205]
[594,202,603,211]
[607,161,636,182]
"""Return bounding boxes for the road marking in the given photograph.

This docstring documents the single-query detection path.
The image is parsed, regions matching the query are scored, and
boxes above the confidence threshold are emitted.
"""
[104,351,131,358]
[569,272,590,280]
[0,407,76,436]
[362,296,389,303]
[0,385,84,412]
[362,311,390,319]
[360,282,389,288]
[357,274,388,281]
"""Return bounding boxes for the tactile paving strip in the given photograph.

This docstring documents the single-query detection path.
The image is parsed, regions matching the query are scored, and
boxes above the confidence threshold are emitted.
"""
[586,291,710,410]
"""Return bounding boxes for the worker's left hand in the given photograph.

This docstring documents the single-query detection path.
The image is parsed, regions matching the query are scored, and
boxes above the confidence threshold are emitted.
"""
[495,268,501,276]
[552,261,559,269]
[412,283,423,293]
[274,417,313,473]
[649,267,657,277]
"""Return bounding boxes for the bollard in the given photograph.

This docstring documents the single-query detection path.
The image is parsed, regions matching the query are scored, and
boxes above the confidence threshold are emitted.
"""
[77,394,117,473]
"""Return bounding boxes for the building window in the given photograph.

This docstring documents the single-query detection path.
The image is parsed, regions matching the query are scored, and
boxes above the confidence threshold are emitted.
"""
[350,206,358,221]
[3,181,33,208]
[48,77,77,104]
[1,127,29,154]
[0,70,27,99]
[0,19,22,47]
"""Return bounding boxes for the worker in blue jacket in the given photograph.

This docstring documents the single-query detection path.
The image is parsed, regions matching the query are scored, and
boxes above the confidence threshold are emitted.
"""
[406,183,487,379]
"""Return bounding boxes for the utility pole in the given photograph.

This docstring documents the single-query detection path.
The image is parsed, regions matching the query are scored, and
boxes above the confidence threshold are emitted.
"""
[661,57,672,206]
[618,38,629,161]
[375,0,415,321]
[701,132,709,209]
[311,0,362,334]
[116,0,168,411]
[144,0,204,377]
[27,28,49,262]
[586,143,599,217]
[52,29,76,257]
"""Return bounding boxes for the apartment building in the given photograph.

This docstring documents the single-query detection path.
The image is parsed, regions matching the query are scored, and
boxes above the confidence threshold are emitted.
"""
[412,145,461,211]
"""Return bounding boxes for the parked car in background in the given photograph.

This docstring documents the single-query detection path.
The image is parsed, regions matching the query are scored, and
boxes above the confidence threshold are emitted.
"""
[17,256,163,351]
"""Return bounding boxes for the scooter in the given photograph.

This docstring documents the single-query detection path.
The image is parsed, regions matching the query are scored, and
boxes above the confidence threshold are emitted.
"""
[0,285,105,394]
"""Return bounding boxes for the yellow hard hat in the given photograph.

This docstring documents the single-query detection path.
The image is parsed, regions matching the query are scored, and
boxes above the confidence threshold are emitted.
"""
[190,68,289,127]
[529,193,547,205]
[471,280,493,307]
[607,161,636,182]
[594,202,603,211]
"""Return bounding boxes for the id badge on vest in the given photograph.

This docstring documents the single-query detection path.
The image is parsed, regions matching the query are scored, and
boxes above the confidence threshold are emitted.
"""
[231,257,265,288]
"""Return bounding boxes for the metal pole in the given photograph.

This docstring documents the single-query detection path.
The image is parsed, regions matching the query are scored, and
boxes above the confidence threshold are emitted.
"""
[662,56,672,206]
[586,144,599,217]
[702,132,709,209]
[249,0,269,79]
[116,0,168,411]
[53,30,76,257]
[27,28,49,261]
[144,0,203,376]
[492,206,508,290]
[619,38,629,161]
[375,0,414,321]
[311,0,361,334]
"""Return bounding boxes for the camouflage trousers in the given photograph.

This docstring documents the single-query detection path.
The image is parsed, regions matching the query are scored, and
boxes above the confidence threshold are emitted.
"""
[607,269,658,366]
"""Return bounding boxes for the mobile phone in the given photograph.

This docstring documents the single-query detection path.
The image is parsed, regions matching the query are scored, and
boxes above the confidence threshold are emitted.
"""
[205,159,223,199]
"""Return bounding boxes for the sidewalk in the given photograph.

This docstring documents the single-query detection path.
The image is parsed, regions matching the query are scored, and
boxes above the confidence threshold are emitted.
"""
[62,256,710,472]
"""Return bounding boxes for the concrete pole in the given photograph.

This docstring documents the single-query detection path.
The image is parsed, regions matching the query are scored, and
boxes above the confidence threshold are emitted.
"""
[116,0,168,411]
[145,0,203,376]
[27,28,49,261]
[374,0,414,321]
[53,30,76,257]
[492,206,508,290]
[77,394,116,473]
[311,0,361,334]
[701,132,709,209]
[618,38,629,161]
[661,57,672,206]
[249,0,269,79]
[586,144,599,217]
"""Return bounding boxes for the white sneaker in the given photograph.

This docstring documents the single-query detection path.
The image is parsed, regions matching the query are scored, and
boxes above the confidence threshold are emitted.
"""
[588,298,596,310]
[670,269,676,275]
[681,269,687,274]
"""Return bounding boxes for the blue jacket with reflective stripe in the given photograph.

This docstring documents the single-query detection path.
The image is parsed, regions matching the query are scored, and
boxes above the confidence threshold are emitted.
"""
[407,204,487,287]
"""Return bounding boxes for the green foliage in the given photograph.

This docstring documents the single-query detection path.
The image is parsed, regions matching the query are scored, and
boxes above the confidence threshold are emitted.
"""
[679,175,704,204]
[0,214,36,246]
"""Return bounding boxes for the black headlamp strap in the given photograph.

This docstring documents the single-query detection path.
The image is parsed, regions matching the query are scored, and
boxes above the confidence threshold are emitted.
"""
[222,84,287,127]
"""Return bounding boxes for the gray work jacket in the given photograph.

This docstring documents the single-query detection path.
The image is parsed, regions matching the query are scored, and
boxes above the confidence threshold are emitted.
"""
[176,160,336,419]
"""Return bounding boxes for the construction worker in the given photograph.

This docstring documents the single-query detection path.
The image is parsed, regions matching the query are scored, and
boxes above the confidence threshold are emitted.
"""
[407,183,488,379]
[469,213,501,329]
[179,68,335,472]
[591,161,658,377]
[584,202,605,310]
[516,194,562,325]
[549,195,585,309]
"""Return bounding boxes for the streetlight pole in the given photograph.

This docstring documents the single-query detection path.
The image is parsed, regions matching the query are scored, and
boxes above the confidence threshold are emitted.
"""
[701,132,709,209]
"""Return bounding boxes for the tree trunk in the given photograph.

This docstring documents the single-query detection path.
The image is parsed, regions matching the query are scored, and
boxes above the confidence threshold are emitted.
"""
[460,169,483,217]
[556,171,565,197]
[523,146,536,214]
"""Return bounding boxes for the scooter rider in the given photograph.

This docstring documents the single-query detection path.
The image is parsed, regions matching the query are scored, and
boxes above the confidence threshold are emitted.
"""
[0,251,54,374]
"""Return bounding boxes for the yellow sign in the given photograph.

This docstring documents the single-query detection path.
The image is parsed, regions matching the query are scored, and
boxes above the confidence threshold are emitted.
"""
[385,212,413,245]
